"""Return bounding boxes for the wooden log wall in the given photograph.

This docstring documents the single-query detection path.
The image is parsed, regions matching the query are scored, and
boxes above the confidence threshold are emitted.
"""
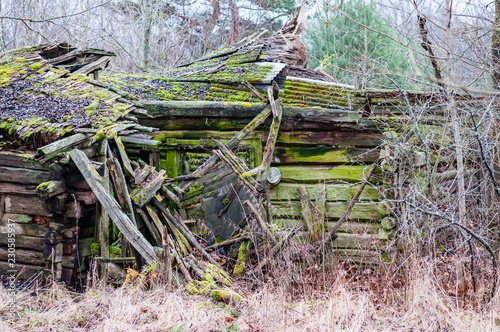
[0,152,97,284]
[136,112,395,265]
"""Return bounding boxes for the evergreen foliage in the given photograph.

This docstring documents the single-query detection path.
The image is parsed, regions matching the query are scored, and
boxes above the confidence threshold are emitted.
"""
[306,0,413,89]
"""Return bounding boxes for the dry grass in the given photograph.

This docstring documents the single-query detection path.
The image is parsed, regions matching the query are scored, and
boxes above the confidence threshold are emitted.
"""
[1,261,499,332]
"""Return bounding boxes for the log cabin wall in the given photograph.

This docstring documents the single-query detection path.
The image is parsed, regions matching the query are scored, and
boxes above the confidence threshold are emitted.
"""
[125,100,395,265]
[0,151,97,284]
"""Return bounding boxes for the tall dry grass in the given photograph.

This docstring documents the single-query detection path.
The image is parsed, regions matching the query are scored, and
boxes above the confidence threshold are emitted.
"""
[1,260,499,332]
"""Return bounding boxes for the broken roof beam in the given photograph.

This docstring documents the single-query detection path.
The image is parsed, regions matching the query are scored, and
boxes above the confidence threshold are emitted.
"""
[69,149,157,264]
[35,133,91,162]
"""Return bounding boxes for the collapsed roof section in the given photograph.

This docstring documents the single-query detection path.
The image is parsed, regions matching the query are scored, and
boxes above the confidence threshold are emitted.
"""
[0,43,132,146]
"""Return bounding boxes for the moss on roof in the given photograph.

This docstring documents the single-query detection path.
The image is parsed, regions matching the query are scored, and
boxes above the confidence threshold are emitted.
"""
[0,46,131,146]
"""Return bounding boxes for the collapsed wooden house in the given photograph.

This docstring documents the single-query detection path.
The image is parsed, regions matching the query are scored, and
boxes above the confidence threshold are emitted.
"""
[1,2,454,288]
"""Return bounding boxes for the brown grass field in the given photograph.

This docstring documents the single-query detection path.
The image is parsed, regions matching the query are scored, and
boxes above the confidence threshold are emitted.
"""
[1,259,499,332]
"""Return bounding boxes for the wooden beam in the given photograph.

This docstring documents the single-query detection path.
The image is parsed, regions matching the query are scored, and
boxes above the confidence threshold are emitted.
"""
[0,166,49,184]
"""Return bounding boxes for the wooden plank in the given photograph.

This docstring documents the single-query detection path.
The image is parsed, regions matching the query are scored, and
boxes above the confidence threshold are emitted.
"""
[0,151,48,170]
[0,235,52,250]
[1,213,33,224]
[0,166,49,184]
[70,149,157,264]
[130,170,166,207]
[269,183,380,202]
[0,247,49,265]
[0,261,47,279]
[142,100,358,120]
[0,182,38,195]
[114,136,134,177]
[4,195,51,216]
[277,218,379,234]
[262,131,384,147]
[274,146,379,164]
[272,201,387,221]
[278,165,385,184]
[295,232,380,250]
[120,136,162,147]
[0,222,61,237]
[36,134,91,162]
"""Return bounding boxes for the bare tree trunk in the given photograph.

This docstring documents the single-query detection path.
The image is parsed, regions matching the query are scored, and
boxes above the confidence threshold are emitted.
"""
[225,0,240,46]
[493,0,500,90]
[0,0,5,51]
[141,0,152,71]
[204,0,220,50]
[445,0,466,224]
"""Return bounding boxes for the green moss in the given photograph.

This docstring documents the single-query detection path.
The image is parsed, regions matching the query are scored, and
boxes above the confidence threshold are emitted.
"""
[29,62,44,71]
[0,64,15,87]
[232,242,248,276]
[69,73,90,82]
[210,289,244,303]
[36,182,51,190]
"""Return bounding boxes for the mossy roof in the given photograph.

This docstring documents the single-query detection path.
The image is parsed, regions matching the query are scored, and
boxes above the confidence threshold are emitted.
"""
[0,43,133,147]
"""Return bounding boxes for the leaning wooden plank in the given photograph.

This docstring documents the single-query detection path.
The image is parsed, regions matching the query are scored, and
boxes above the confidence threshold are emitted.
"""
[36,180,65,199]
[213,150,261,194]
[108,155,137,225]
[130,170,166,207]
[151,197,225,272]
[179,101,279,190]
[74,56,111,75]
[0,166,49,185]
[242,200,276,246]
[96,150,110,278]
[161,185,181,206]
[114,136,135,177]
[213,139,249,172]
[36,134,91,162]
[69,149,157,264]
[4,195,51,216]
[260,95,283,183]
[136,207,162,246]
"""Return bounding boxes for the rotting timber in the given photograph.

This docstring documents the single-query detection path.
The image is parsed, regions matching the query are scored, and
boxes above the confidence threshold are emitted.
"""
[0,1,448,293]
